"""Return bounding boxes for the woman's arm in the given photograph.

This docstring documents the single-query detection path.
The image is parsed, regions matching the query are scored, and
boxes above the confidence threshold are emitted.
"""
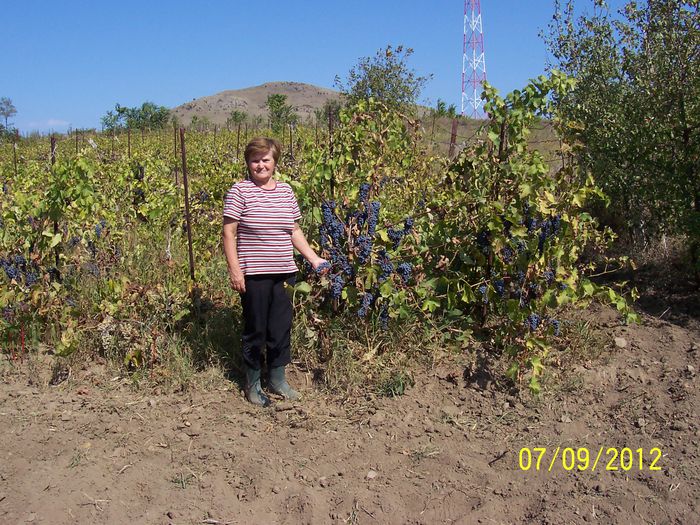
[291,222,326,270]
[223,217,246,293]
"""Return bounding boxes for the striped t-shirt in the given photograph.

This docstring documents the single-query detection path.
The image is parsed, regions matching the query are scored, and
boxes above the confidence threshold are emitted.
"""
[223,180,302,275]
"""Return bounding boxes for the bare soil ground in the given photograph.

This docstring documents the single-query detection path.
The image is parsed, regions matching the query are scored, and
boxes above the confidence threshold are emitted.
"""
[1,291,698,524]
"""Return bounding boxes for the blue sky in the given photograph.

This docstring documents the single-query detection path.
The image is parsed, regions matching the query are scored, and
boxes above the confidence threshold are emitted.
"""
[0,0,622,133]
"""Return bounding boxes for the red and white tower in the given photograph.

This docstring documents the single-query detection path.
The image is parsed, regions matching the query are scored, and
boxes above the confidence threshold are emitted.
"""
[462,0,487,118]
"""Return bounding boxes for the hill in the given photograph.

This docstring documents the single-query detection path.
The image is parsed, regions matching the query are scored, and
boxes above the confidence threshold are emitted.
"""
[170,81,342,127]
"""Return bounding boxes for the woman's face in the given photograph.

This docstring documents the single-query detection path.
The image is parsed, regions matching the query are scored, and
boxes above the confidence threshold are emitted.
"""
[247,149,276,185]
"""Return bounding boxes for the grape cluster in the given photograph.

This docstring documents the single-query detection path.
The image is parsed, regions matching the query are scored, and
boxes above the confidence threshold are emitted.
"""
[357,291,376,318]
[85,262,101,278]
[320,201,345,249]
[358,182,370,204]
[387,227,404,249]
[387,217,414,249]
[47,266,60,282]
[476,230,490,255]
[3,306,14,322]
[396,262,412,284]
[367,201,380,237]
[478,284,488,304]
[502,218,513,237]
[355,234,372,264]
[329,248,354,278]
[94,219,107,239]
[543,268,555,284]
[525,217,538,233]
[550,319,561,336]
[525,313,541,331]
[537,215,563,255]
[1,255,42,287]
[329,274,345,299]
[314,261,331,273]
[501,246,514,263]
[378,302,389,329]
[377,250,394,282]
[1,258,19,281]
[493,279,505,297]
[24,271,38,287]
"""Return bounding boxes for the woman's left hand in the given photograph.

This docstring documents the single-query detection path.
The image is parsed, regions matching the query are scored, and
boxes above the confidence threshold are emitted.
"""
[311,257,330,274]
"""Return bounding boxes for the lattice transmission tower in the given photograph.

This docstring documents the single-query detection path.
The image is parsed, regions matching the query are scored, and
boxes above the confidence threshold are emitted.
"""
[461,0,487,118]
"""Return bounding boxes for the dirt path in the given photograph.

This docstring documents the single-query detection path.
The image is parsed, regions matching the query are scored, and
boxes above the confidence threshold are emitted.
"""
[1,304,698,524]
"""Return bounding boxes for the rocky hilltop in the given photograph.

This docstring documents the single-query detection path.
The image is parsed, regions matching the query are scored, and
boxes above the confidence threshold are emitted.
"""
[170,81,341,126]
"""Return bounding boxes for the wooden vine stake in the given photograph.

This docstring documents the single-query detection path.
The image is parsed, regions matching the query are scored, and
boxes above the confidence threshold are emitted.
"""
[179,128,196,283]
[13,129,18,177]
[328,105,335,198]
[448,118,458,159]
[236,124,241,159]
[50,136,60,270]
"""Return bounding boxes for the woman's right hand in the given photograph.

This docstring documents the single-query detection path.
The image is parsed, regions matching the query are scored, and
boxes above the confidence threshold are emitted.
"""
[229,270,246,293]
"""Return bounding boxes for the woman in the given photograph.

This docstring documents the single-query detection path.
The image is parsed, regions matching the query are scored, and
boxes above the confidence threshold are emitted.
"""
[223,137,326,406]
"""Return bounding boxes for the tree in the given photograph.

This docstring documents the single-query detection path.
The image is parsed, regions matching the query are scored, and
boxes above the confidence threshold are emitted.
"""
[226,109,247,129]
[544,0,700,273]
[266,94,297,134]
[314,99,342,129]
[0,97,17,128]
[189,115,212,131]
[334,44,432,110]
[101,110,120,132]
[428,99,448,139]
[100,102,171,131]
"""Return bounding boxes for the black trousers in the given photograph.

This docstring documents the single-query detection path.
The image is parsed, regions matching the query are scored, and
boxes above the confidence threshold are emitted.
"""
[240,273,296,370]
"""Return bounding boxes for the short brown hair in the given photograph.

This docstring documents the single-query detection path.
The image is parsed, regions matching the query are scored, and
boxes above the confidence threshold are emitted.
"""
[244,137,282,165]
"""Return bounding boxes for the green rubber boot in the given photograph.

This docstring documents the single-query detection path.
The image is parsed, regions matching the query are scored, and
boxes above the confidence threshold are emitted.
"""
[269,366,300,401]
[244,366,271,407]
